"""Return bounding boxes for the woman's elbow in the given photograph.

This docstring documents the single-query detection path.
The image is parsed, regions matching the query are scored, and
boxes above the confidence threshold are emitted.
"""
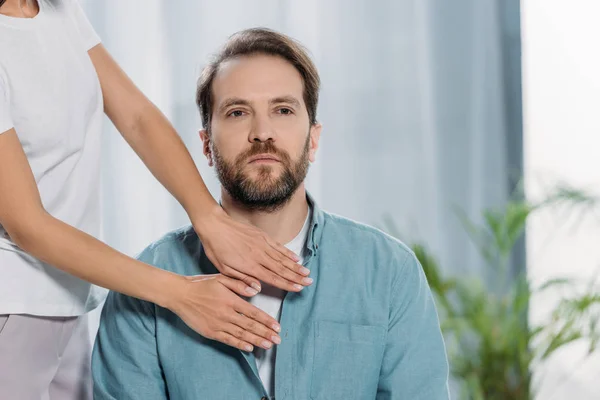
[2,210,49,252]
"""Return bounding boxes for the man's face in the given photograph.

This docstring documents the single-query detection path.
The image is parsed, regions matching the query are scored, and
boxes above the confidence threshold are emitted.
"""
[201,54,321,212]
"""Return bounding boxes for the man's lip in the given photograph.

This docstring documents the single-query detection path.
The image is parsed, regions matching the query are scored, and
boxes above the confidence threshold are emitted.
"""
[247,154,281,163]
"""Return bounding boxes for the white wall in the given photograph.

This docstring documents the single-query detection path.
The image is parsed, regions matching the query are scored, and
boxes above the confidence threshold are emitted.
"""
[523,1,600,398]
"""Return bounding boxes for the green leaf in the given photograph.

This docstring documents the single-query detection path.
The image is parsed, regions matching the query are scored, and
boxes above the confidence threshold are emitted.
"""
[535,277,574,293]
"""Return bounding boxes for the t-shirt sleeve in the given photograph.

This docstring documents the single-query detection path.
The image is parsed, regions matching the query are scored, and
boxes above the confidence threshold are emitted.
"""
[65,0,101,51]
[0,79,14,134]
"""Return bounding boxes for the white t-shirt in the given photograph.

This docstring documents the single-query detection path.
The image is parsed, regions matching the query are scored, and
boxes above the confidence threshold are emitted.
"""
[249,208,312,397]
[0,0,107,316]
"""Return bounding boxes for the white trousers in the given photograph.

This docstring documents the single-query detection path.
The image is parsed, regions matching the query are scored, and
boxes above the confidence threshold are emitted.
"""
[0,313,92,400]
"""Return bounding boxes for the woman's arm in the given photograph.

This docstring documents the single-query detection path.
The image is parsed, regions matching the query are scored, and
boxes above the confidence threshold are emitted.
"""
[89,44,312,293]
[0,129,280,352]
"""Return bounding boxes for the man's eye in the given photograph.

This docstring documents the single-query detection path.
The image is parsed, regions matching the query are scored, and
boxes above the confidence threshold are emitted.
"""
[277,108,293,115]
[228,110,245,117]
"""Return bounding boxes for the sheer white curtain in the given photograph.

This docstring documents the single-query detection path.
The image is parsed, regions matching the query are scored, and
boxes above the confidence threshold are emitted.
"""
[81,0,520,395]
[81,0,518,270]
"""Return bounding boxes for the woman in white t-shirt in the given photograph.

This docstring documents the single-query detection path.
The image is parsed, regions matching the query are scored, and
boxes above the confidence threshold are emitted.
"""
[0,0,312,398]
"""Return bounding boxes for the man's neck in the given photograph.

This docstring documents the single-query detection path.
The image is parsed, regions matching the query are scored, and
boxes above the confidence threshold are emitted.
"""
[220,185,309,245]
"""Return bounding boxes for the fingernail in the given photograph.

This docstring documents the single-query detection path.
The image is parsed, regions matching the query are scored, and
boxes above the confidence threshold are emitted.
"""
[244,345,253,352]
[294,255,301,262]
[300,267,310,276]
[273,324,281,332]
[262,341,272,349]
[302,277,313,285]
[293,284,303,291]
[272,335,281,345]
[245,287,259,296]
[251,283,262,292]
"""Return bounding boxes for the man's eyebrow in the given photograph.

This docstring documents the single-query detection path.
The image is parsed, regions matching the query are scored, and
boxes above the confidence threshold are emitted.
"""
[218,96,302,113]
[270,96,301,108]
[218,98,251,113]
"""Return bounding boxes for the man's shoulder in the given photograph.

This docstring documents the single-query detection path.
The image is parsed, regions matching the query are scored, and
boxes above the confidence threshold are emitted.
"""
[136,225,202,273]
[321,210,414,261]
[319,210,427,306]
[99,227,199,322]
[138,225,197,252]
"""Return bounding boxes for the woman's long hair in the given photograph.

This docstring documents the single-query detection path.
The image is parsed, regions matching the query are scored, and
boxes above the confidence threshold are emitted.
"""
[0,0,7,9]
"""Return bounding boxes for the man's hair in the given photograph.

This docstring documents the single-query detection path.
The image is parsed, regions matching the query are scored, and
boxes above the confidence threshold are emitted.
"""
[196,28,320,132]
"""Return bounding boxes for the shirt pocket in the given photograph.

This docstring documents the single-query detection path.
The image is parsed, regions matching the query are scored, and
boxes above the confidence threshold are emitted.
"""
[310,321,386,400]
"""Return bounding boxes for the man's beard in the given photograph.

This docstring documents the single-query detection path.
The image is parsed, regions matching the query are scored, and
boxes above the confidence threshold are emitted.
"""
[212,135,310,212]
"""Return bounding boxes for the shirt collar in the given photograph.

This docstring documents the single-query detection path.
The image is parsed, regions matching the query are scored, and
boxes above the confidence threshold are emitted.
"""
[305,191,324,256]
[217,191,324,256]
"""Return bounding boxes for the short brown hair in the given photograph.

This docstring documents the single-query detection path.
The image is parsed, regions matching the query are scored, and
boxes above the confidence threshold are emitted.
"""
[196,28,320,132]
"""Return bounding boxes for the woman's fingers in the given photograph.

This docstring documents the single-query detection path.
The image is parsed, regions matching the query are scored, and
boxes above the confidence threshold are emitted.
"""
[217,277,281,349]
[216,274,281,331]
[217,269,262,295]
[265,236,301,263]
[248,265,306,293]
[228,311,281,346]
[265,248,312,282]
[214,331,255,352]
[233,294,282,334]
[223,322,277,351]
[194,209,312,292]
[171,274,281,352]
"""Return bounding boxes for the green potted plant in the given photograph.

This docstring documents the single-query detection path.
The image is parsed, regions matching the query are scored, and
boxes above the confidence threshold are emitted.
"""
[384,186,600,399]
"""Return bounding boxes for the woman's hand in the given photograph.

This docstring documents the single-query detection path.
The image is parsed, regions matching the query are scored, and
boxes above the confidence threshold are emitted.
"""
[194,206,313,292]
[169,274,282,351]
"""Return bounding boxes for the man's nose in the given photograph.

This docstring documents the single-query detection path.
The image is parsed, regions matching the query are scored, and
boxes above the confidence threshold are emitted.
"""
[249,114,275,142]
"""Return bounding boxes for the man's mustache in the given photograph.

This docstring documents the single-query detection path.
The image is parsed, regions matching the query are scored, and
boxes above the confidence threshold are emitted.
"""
[237,142,290,164]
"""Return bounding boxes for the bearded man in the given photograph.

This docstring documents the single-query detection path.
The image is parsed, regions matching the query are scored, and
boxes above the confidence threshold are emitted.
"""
[92,28,449,400]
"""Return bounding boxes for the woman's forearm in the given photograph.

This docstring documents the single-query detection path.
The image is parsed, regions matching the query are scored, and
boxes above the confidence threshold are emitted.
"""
[119,102,215,226]
[15,211,183,309]
[9,211,284,350]
[90,44,214,229]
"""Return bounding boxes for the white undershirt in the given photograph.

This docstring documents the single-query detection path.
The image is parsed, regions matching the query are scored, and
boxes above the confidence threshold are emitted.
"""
[248,207,312,397]
[0,0,107,316]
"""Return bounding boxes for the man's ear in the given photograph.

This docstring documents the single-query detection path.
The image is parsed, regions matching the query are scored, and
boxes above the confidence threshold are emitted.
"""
[199,129,213,167]
[308,123,322,163]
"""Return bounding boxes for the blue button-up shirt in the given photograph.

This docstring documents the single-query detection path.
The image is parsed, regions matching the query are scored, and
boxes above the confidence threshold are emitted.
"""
[92,194,449,400]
